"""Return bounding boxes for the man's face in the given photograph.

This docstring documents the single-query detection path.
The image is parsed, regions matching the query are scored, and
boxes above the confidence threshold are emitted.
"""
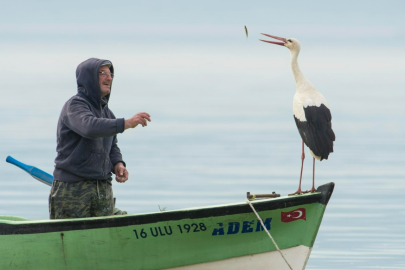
[99,65,113,98]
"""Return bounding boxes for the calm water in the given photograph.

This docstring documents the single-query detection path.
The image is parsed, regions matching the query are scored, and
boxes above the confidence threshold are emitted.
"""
[1,43,405,269]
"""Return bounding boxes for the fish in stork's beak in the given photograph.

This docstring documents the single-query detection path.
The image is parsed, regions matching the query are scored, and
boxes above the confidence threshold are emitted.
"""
[260,33,287,46]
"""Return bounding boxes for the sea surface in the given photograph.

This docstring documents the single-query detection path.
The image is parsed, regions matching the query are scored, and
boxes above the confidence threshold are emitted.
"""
[1,42,404,269]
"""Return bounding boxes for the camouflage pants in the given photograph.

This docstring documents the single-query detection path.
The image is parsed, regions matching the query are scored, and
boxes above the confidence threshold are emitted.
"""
[49,179,114,219]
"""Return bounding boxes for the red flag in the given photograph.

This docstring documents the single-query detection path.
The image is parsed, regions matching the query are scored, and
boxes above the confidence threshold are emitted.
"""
[281,208,306,222]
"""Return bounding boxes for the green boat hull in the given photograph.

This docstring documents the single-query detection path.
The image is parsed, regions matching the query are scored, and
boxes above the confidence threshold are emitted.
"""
[0,183,334,270]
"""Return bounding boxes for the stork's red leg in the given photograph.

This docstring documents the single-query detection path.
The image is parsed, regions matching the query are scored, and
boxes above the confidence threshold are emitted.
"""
[289,140,305,196]
[308,157,317,193]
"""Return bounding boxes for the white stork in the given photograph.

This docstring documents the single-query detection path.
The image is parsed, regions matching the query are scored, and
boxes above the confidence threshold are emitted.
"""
[260,33,335,195]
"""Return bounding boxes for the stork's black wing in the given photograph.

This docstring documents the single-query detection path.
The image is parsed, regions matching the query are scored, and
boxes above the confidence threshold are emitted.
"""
[294,104,335,160]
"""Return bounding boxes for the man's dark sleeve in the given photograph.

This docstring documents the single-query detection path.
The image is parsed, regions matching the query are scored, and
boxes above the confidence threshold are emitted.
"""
[63,98,125,139]
[110,135,126,173]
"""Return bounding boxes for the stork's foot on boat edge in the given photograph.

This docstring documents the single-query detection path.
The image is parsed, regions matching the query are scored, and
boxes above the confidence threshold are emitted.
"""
[305,187,317,193]
[288,188,317,196]
[288,189,303,196]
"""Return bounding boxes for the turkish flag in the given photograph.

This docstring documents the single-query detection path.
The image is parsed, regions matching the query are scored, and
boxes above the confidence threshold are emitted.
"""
[281,208,306,222]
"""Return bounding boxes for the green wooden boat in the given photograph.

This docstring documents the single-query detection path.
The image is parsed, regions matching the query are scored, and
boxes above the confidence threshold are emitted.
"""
[0,181,334,270]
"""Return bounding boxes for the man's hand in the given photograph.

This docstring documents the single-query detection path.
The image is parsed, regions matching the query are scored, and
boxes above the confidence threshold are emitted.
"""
[125,112,151,129]
[114,162,128,183]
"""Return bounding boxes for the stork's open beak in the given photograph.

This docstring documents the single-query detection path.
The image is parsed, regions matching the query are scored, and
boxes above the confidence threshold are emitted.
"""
[260,33,287,46]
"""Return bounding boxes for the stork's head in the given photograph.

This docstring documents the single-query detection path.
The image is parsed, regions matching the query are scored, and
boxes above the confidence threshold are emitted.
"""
[260,33,300,53]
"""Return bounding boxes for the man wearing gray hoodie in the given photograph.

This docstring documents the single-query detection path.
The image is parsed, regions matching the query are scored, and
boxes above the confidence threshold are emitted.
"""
[49,58,151,219]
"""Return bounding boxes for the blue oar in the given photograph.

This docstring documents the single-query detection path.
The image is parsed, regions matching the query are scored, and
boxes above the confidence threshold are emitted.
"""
[6,156,53,186]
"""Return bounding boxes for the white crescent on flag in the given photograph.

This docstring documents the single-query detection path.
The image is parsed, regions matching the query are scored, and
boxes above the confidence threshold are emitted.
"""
[292,210,303,219]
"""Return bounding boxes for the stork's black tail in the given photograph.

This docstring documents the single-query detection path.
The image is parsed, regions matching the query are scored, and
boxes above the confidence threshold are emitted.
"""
[294,104,335,161]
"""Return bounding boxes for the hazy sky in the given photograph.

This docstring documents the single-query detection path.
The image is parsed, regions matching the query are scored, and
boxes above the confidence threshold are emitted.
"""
[2,1,404,45]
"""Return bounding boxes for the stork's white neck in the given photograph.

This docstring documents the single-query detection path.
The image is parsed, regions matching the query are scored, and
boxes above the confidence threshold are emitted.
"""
[290,50,309,91]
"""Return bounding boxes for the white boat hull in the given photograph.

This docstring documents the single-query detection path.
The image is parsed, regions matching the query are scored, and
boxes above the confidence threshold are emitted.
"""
[167,245,312,270]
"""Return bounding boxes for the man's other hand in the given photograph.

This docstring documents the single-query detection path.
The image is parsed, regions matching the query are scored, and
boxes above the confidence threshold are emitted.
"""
[114,162,128,183]
[125,112,151,129]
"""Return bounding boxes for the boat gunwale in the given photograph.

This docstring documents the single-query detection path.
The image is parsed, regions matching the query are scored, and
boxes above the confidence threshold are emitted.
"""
[0,182,334,235]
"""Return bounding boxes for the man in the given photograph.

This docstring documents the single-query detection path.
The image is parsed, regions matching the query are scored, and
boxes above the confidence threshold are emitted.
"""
[49,58,151,219]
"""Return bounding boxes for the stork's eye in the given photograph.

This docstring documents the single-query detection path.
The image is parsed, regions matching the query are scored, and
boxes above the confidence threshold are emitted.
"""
[288,39,292,42]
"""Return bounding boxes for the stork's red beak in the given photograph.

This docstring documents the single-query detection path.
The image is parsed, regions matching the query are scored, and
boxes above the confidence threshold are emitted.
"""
[260,33,287,46]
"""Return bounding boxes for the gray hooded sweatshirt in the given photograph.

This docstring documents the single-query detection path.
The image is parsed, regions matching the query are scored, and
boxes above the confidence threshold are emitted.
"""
[53,58,125,182]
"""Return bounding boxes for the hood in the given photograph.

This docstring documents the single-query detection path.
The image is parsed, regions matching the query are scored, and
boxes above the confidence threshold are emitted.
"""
[76,58,114,108]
